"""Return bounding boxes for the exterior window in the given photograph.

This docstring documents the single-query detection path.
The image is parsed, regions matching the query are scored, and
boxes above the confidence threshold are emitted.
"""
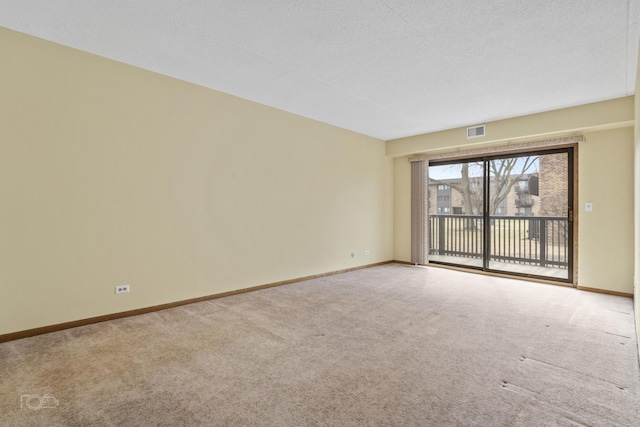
[438,184,449,190]
[437,195,450,202]
[516,207,533,216]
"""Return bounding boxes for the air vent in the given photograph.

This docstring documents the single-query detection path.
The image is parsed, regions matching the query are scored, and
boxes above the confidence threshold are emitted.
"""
[467,125,485,139]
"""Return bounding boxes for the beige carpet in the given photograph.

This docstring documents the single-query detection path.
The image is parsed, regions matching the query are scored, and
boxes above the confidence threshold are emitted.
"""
[1,264,639,426]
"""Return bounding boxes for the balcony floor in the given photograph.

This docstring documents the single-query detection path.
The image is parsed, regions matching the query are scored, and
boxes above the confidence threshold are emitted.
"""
[428,255,569,280]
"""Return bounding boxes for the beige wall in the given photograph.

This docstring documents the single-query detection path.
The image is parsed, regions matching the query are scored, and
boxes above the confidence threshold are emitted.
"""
[578,127,634,293]
[390,101,635,295]
[387,97,633,158]
[393,157,412,263]
[635,46,640,358]
[0,29,394,335]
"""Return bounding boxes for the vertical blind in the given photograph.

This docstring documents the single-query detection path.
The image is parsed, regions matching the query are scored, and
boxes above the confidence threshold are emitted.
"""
[411,160,429,264]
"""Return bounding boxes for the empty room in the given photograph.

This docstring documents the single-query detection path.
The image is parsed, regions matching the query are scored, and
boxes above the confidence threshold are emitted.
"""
[1,1,639,426]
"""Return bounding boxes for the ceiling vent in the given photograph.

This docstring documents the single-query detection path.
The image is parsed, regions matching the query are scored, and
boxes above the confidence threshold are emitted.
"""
[467,125,485,138]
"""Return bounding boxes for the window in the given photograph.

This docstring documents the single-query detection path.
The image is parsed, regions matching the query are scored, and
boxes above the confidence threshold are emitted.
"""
[437,184,449,190]
[437,195,450,202]
[516,207,533,216]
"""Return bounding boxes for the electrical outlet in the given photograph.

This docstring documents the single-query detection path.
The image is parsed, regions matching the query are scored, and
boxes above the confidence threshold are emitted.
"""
[115,285,130,294]
[364,250,370,256]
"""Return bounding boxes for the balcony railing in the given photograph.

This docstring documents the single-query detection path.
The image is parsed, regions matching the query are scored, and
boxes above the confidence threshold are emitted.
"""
[429,214,568,269]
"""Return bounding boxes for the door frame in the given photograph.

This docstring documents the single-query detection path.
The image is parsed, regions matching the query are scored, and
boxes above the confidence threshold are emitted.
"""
[428,144,577,286]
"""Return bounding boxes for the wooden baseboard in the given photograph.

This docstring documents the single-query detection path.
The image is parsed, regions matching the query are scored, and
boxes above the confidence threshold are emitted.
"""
[0,261,394,344]
[390,260,414,266]
[393,260,634,298]
[395,261,575,288]
[576,286,633,298]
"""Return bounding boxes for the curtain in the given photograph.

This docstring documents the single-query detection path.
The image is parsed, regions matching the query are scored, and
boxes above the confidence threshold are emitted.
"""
[411,159,429,265]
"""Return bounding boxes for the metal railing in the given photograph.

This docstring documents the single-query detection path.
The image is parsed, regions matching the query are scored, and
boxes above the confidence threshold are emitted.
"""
[429,215,568,269]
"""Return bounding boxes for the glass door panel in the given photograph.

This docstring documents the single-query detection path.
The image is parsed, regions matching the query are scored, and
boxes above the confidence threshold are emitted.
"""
[487,152,571,280]
[428,161,484,269]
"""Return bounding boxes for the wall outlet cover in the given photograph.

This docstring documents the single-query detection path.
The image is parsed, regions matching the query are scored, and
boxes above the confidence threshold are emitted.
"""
[115,285,130,294]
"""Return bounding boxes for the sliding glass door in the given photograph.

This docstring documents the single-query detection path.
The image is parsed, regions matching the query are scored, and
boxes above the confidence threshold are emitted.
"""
[428,148,574,282]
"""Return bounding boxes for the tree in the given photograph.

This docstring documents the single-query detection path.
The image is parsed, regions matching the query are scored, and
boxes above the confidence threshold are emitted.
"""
[487,157,538,214]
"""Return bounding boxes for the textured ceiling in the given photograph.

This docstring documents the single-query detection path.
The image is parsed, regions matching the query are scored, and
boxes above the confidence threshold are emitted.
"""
[1,1,639,140]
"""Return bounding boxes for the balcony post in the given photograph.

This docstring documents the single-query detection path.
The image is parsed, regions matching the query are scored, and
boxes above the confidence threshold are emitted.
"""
[438,215,445,255]
[539,219,547,267]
